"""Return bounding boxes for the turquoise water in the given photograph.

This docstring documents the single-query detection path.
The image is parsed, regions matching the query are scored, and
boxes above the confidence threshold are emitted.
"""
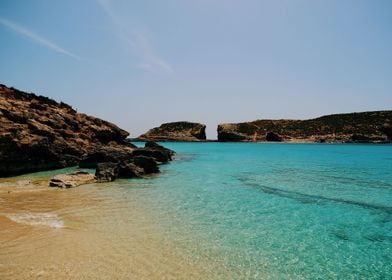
[129,143,392,279]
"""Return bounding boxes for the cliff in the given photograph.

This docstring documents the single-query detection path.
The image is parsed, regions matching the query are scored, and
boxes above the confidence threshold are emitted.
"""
[137,121,206,141]
[0,84,173,177]
[217,111,392,143]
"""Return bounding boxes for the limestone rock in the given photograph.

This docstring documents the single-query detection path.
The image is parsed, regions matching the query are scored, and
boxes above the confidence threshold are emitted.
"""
[118,162,144,178]
[0,84,137,177]
[131,156,159,174]
[95,162,119,182]
[137,121,206,141]
[49,171,95,188]
[217,111,392,143]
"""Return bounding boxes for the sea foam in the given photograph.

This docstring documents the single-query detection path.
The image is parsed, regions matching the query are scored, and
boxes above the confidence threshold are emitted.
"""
[6,212,64,228]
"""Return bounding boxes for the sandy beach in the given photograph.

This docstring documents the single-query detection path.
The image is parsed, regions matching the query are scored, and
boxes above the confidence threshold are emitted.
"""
[0,174,227,280]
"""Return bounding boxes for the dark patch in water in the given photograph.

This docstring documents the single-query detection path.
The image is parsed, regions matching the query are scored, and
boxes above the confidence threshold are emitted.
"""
[331,229,349,241]
[237,176,392,214]
[364,234,392,243]
[317,174,392,190]
[379,214,392,224]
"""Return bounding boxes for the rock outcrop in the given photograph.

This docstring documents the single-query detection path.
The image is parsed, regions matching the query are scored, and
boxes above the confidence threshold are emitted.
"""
[137,121,206,141]
[0,84,174,178]
[217,111,392,143]
[49,172,95,188]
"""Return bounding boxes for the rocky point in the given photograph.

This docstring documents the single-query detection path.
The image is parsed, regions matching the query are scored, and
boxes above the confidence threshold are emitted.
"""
[0,84,174,180]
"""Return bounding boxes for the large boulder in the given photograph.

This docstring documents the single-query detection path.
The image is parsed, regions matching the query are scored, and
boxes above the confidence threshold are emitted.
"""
[118,162,144,178]
[95,162,119,182]
[49,171,95,188]
[131,141,175,163]
[145,140,175,155]
[94,155,160,182]
[131,156,160,174]
[78,146,133,168]
[132,148,172,163]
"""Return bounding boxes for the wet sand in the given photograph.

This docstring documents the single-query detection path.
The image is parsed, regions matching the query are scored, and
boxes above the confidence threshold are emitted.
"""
[0,176,227,280]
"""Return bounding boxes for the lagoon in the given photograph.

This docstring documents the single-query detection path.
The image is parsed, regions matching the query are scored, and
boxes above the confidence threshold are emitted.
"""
[1,143,391,279]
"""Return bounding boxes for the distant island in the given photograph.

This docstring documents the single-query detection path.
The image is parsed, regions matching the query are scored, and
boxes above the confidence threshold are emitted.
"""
[217,112,392,143]
[136,121,206,142]
[135,112,391,143]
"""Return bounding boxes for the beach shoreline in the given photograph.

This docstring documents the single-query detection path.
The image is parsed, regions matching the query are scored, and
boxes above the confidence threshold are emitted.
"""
[0,173,226,280]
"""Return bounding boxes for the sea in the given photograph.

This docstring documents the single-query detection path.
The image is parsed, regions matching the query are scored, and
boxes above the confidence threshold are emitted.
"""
[1,142,391,279]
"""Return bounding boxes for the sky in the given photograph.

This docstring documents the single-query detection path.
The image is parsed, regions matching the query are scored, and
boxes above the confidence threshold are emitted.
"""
[0,0,391,139]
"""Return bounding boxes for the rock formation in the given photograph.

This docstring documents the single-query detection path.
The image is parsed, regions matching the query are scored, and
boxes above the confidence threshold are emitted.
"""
[0,84,174,178]
[137,121,206,141]
[217,111,392,143]
[49,172,95,188]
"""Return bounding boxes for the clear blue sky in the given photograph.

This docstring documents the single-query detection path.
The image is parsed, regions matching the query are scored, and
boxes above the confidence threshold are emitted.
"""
[0,0,391,139]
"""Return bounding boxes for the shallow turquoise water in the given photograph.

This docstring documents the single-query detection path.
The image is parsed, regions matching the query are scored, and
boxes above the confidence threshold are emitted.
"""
[129,142,392,279]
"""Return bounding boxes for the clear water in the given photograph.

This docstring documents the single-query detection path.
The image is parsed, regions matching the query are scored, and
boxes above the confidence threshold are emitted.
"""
[2,143,391,279]
[129,142,392,279]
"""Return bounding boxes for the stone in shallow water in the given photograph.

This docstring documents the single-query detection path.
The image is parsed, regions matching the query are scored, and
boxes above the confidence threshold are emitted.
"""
[95,162,119,182]
[118,162,144,178]
[132,156,160,174]
[49,171,95,188]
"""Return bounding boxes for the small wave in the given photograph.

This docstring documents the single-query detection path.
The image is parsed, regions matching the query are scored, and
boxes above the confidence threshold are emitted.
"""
[6,212,64,228]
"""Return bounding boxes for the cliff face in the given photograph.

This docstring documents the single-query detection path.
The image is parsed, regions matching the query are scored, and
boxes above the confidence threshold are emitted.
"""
[137,121,206,141]
[217,111,392,143]
[0,84,174,177]
[0,84,134,176]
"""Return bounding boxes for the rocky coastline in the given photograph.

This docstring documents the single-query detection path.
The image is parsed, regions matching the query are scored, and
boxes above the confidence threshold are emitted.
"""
[1,84,390,185]
[0,84,174,181]
[217,111,392,143]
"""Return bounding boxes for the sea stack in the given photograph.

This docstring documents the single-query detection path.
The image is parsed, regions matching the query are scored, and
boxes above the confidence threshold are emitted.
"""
[137,121,206,141]
[217,111,392,143]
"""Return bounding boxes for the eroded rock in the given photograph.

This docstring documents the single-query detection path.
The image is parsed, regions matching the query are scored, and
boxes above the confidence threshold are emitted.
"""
[95,162,119,182]
[217,111,392,143]
[0,84,133,176]
[137,121,206,141]
[49,172,95,188]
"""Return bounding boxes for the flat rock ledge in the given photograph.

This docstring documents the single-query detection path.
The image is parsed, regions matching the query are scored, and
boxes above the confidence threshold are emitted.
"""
[49,171,95,189]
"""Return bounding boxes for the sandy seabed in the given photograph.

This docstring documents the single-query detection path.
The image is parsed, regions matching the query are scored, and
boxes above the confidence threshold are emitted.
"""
[0,175,229,280]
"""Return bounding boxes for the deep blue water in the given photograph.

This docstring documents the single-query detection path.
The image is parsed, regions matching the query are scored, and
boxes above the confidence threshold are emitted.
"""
[129,143,392,279]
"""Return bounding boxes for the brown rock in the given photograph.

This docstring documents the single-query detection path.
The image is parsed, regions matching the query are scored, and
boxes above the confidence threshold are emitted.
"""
[49,171,95,188]
[95,162,119,182]
[0,84,174,178]
[137,121,206,141]
[217,111,392,143]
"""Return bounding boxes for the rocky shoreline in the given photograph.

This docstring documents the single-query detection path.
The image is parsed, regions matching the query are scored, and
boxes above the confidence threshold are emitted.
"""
[0,84,174,181]
[1,84,391,184]
[217,111,392,143]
